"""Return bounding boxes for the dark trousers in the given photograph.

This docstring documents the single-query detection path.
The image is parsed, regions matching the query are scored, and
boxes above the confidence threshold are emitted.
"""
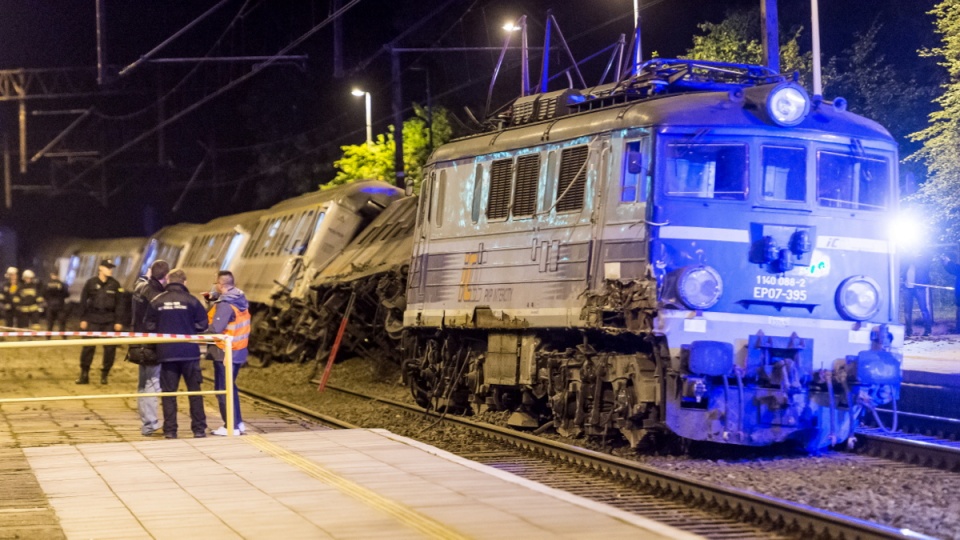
[160,360,206,437]
[46,306,67,332]
[214,361,243,428]
[79,320,117,374]
[904,287,933,334]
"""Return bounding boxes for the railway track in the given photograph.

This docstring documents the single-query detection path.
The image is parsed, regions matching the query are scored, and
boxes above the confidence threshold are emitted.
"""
[234,382,925,540]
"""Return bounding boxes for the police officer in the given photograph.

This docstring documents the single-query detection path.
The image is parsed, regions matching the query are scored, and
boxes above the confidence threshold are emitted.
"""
[42,271,70,333]
[76,260,125,384]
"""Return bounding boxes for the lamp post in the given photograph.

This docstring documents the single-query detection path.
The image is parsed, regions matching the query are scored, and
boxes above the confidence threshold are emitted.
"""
[351,88,372,145]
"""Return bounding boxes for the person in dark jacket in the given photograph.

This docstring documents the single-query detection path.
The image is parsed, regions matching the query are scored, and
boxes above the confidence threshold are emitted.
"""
[42,271,70,334]
[206,271,250,436]
[941,254,960,333]
[145,268,208,439]
[902,253,934,336]
[76,260,125,385]
[130,260,169,436]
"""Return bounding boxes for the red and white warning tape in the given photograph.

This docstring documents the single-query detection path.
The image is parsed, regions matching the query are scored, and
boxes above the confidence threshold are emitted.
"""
[0,326,222,340]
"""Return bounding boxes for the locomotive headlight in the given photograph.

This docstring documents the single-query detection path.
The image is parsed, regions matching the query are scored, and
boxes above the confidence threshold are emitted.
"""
[677,266,723,310]
[767,84,810,126]
[836,276,882,321]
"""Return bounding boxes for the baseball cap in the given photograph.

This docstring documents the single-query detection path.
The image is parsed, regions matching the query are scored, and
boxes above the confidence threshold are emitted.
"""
[99,259,117,269]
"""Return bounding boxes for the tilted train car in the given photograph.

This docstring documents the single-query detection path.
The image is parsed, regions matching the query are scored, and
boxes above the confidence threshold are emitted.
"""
[247,181,404,360]
[238,180,403,306]
[255,195,419,364]
[177,210,267,300]
[402,60,903,450]
[137,223,202,276]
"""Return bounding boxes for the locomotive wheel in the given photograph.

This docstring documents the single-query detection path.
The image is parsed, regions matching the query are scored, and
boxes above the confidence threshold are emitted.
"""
[283,335,307,362]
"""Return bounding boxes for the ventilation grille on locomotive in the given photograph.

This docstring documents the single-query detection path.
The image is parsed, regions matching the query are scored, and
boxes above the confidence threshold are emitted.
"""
[487,159,514,220]
[512,155,540,217]
[556,146,588,212]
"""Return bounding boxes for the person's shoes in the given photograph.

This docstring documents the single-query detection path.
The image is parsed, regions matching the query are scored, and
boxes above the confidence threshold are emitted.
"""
[238,422,246,434]
[164,433,177,439]
[100,374,108,385]
[193,432,207,439]
[211,426,241,436]
[75,373,89,385]
[923,328,932,337]
[141,423,161,436]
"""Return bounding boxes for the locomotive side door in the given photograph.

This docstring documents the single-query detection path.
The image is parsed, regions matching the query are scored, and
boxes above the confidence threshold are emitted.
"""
[595,135,651,286]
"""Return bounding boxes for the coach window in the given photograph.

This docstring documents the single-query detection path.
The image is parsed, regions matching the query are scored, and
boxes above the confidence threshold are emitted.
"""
[762,146,806,202]
[471,163,483,223]
[556,146,589,212]
[817,151,889,211]
[620,141,645,203]
[664,143,747,200]
[436,170,447,227]
[487,159,513,220]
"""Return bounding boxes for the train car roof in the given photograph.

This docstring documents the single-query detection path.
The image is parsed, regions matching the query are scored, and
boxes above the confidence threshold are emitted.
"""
[429,88,894,164]
[267,180,403,214]
[201,209,267,233]
[71,237,147,254]
[150,223,201,244]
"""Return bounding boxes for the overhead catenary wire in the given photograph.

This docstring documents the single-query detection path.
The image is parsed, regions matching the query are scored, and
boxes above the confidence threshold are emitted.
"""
[63,0,365,191]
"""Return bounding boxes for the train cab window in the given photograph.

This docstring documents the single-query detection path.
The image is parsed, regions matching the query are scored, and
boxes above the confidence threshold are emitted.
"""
[817,151,889,211]
[471,163,483,223]
[556,146,589,212]
[665,143,747,200]
[620,141,645,203]
[487,159,513,220]
[762,146,806,202]
[512,154,540,218]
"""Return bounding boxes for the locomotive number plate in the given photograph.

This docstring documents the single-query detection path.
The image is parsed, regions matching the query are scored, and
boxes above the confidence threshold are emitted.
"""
[753,275,808,302]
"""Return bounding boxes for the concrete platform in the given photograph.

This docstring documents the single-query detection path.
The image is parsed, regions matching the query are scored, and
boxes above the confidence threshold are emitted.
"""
[20,429,697,540]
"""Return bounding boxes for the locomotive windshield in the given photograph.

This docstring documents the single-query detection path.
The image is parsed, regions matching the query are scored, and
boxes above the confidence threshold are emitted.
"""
[663,143,748,200]
[817,151,890,211]
[761,146,806,202]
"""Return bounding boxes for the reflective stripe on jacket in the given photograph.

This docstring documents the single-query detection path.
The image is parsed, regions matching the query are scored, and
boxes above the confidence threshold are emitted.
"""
[208,303,250,351]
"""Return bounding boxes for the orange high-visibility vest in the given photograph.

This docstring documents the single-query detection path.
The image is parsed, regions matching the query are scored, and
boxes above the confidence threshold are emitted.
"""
[208,303,250,351]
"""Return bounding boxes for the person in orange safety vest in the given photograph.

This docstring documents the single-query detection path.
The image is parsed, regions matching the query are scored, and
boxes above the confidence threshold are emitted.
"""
[205,270,250,436]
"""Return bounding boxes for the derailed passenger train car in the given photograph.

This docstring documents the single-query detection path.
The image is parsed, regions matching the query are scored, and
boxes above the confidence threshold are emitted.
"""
[402,60,903,450]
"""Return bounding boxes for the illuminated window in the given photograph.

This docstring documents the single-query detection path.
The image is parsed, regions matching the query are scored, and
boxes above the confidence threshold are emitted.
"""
[762,146,806,202]
[817,151,889,211]
[620,141,645,203]
[665,143,748,200]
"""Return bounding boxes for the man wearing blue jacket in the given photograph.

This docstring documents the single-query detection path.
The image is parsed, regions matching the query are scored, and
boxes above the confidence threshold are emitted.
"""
[145,268,209,439]
[206,270,250,436]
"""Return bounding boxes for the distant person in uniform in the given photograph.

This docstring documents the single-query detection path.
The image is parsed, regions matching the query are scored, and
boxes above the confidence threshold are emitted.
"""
[941,254,960,333]
[205,270,250,436]
[1,267,18,327]
[42,271,70,334]
[130,260,169,436]
[145,269,208,439]
[15,270,42,330]
[902,253,933,336]
[76,260,125,385]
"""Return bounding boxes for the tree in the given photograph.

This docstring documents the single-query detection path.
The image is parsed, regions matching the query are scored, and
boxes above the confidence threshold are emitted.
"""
[682,7,812,86]
[910,0,960,239]
[329,104,453,193]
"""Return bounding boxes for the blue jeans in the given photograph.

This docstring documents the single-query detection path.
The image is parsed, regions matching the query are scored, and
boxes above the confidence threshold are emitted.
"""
[138,363,161,434]
[214,361,243,428]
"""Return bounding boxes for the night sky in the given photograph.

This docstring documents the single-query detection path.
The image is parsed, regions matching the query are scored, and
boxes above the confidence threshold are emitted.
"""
[0,0,941,252]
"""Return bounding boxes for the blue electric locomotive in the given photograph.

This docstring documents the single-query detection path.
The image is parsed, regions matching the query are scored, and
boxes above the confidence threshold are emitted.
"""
[403,60,902,450]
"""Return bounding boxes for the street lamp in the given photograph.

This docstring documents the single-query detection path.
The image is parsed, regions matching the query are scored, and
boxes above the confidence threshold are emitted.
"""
[351,88,372,145]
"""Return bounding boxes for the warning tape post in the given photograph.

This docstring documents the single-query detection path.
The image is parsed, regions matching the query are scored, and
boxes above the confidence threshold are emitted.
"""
[0,330,236,437]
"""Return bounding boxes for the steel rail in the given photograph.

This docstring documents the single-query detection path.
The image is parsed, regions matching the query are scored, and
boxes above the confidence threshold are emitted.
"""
[312,383,924,540]
[857,429,960,471]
